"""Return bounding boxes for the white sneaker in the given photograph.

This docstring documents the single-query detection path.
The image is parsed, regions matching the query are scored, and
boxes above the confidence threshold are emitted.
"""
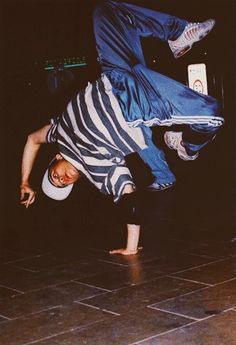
[147,181,175,192]
[164,131,199,161]
[168,19,215,58]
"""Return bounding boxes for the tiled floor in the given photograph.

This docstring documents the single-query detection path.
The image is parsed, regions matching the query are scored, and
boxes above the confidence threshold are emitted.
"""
[1,178,235,345]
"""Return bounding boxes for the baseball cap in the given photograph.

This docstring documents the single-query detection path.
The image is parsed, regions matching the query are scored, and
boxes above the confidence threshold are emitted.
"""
[41,158,74,201]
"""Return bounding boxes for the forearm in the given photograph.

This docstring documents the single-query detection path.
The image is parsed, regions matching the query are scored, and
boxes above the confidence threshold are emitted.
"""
[21,135,41,185]
[110,183,142,255]
[20,124,50,208]
[21,124,50,185]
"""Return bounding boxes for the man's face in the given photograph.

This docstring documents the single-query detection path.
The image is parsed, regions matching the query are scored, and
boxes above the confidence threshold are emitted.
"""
[49,156,80,188]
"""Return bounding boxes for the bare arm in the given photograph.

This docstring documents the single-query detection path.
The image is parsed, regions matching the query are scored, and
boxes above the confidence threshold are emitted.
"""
[109,184,142,255]
[20,124,51,208]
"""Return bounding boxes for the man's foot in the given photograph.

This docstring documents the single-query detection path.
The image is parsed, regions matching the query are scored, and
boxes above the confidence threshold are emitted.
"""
[168,19,215,58]
[109,247,143,256]
[147,181,175,192]
[164,131,199,161]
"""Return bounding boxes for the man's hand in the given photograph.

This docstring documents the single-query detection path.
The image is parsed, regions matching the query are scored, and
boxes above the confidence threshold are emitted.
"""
[20,183,36,208]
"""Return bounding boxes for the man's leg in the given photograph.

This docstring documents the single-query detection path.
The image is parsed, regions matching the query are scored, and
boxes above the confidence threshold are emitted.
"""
[93,1,181,186]
[94,1,215,69]
[93,0,188,71]
[138,126,176,190]
[164,122,222,161]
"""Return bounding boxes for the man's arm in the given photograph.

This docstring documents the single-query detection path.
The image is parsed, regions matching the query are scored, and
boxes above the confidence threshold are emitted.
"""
[20,124,51,208]
[109,184,142,255]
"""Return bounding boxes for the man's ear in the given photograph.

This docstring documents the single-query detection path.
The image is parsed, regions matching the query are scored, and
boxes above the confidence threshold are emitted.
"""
[55,154,63,160]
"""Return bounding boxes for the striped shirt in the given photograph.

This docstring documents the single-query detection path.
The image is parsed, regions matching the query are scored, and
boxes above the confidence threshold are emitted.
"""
[46,74,147,202]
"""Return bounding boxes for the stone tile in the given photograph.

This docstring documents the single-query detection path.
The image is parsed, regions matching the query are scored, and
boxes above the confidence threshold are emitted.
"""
[78,276,203,315]
[136,310,236,345]
[172,257,236,284]
[0,282,106,319]
[32,308,192,345]
[10,248,100,271]
[169,238,236,259]
[151,278,236,320]
[78,252,213,290]
[195,241,236,259]
[0,259,120,292]
[0,303,114,345]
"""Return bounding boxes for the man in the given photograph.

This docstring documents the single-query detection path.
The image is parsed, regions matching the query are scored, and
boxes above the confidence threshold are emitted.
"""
[20,1,224,255]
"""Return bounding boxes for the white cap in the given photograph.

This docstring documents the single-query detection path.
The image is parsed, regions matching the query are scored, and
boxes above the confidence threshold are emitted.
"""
[41,163,74,201]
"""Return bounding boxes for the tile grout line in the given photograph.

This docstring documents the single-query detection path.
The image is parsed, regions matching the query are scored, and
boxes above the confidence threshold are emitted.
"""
[22,317,116,345]
[71,280,112,292]
[77,301,120,316]
[0,284,24,294]
[147,306,201,321]
[166,275,213,286]
[128,315,215,345]
[148,285,210,307]
[166,257,227,275]
[0,314,12,320]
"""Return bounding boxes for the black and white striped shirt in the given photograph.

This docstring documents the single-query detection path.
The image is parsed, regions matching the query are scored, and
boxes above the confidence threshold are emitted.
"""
[46,74,147,202]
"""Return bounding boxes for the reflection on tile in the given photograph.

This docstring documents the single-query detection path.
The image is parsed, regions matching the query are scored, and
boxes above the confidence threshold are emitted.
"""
[0,282,106,319]
[172,257,236,284]
[78,252,212,290]
[33,308,192,345]
[0,303,114,345]
[137,310,236,345]
[151,278,236,320]
[78,277,203,315]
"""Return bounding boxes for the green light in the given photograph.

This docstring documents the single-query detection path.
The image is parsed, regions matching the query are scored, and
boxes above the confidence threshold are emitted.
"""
[64,63,87,68]
[44,62,87,71]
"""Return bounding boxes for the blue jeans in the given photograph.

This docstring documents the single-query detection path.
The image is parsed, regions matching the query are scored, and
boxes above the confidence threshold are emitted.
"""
[93,1,224,183]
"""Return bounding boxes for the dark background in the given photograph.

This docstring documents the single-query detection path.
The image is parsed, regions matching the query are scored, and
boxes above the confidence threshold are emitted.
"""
[1,0,236,249]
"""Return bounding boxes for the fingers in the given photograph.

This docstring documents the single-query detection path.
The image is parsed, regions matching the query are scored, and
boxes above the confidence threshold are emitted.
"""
[20,191,36,208]
[26,192,36,208]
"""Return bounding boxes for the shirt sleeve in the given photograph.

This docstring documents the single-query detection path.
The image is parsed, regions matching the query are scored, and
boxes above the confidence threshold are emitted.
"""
[101,165,135,203]
[46,117,60,143]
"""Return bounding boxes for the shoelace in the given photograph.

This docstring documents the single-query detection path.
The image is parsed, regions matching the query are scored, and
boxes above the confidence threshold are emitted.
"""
[183,22,202,40]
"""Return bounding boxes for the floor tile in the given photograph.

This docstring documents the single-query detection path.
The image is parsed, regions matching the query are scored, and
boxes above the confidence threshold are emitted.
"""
[136,310,236,345]
[151,278,236,320]
[78,276,204,315]
[10,248,101,272]
[171,256,236,284]
[169,238,236,259]
[78,252,213,290]
[32,308,192,345]
[0,303,114,345]
[0,259,121,292]
[0,282,106,319]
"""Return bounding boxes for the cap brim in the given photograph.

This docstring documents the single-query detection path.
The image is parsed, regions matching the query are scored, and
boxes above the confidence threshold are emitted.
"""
[42,169,74,201]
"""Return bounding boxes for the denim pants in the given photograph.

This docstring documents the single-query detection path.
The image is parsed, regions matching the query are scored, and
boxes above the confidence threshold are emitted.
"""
[93,1,224,184]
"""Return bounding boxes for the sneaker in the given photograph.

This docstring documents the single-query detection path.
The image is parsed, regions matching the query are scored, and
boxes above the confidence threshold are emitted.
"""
[164,131,199,161]
[168,19,215,58]
[147,181,175,192]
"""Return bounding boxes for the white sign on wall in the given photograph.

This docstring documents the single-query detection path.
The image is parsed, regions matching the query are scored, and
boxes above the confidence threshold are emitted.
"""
[188,63,208,95]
